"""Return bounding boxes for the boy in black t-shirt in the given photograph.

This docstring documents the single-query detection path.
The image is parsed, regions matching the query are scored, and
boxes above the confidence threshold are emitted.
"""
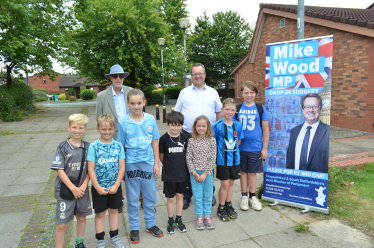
[159,111,189,234]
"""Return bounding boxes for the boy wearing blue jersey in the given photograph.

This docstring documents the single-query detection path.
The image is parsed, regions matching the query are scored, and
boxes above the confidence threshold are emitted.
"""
[213,98,244,221]
[87,114,126,248]
[117,89,163,244]
[236,81,269,211]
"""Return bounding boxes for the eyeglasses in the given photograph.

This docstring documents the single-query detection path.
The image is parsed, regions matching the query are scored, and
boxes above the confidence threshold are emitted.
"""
[191,73,205,77]
[303,105,320,110]
[110,74,125,79]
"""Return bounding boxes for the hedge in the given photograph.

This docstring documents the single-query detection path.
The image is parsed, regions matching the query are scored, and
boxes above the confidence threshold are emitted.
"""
[33,90,48,102]
[165,86,183,99]
[144,90,168,105]
[80,89,96,100]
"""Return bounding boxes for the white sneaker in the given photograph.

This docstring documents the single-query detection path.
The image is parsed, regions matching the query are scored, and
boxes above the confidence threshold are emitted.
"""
[240,196,249,211]
[248,196,262,211]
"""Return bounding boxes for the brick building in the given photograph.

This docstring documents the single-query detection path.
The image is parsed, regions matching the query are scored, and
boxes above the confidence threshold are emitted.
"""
[28,72,65,94]
[231,3,374,132]
[59,76,105,98]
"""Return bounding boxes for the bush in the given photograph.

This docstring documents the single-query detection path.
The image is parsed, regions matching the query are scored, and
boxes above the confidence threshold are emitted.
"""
[80,89,96,100]
[58,93,67,100]
[33,90,48,102]
[52,92,60,96]
[66,88,74,96]
[69,96,76,101]
[144,90,168,105]
[33,88,47,93]
[165,86,183,99]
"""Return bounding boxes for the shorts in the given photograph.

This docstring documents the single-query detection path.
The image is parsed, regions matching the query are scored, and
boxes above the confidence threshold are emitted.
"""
[240,150,264,173]
[56,196,92,225]
[216,165,241,180]
[91,185,123,214]
[163,181,190,198]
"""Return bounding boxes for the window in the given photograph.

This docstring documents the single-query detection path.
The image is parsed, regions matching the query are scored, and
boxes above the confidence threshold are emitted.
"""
[280,18,285,28]
[43,79,46,84]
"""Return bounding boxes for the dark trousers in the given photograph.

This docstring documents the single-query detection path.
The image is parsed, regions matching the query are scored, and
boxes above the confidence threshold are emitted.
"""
[182,129,215,200]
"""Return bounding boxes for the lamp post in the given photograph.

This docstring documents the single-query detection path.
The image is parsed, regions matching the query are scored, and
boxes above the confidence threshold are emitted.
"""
[157,37,166,123]
[179,18,189,87]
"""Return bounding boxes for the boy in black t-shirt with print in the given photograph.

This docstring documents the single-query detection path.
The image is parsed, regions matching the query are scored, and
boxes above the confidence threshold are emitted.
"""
[159,111,189,234]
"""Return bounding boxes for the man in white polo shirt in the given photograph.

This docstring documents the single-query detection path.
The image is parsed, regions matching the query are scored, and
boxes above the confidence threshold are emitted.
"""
[175,63,223,209]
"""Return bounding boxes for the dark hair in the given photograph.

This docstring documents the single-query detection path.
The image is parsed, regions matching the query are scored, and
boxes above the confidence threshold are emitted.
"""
[166,111,184,125]
[240,81,258,94]
[301,93,322,109]
[191,63,205,73]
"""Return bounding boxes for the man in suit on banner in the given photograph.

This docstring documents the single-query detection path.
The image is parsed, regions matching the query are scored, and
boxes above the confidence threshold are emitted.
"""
[286,93,329,173]
[96,64,132,140]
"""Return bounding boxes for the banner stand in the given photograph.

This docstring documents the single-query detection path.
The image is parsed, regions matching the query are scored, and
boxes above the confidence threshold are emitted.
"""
[262,196,329,214]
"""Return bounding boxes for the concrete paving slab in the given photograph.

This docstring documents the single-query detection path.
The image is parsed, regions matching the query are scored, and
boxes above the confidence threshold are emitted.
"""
[2,182,46,196]
[0,211,33,248]
[185,216,250,248]
[254,227,328,248]
[216,239,261,248]
[16,171,50,184]
[234,207,295,237]
[0,169,23,186]
[309,219,374,248]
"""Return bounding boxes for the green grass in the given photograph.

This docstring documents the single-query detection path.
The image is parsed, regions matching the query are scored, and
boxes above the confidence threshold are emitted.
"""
[294,223,310,233]
[314,163,374,237]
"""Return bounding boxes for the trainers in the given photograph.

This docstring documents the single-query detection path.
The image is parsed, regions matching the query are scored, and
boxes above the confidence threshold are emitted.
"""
[167,218,175,234]
[145,225,164,237]
[249,196,262,211]
[175,216,187,232]
[240,196,250,211]
[110,235,124,248]
[75,242,86,248]
[203,217,215,229]
[96,239,105,248]
[226,203,238,219]
[217,206,230,222]
[196,217,205,230]
[130,230,140,244]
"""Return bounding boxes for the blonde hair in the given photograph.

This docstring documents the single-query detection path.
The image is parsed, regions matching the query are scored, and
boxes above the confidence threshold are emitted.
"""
[97,114,115,128]
[191,115,214,141]
[222,98,236,108]
[68,114,88,126]
[127,88,145,101]
[240,81,258,94]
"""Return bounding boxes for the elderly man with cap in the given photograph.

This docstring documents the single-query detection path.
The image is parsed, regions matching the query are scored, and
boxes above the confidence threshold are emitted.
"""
[96,64,132,140]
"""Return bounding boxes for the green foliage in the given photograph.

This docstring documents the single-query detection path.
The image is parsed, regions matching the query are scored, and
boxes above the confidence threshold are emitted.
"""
[60,0,187,89]
[294,223,309,233]
[189,11,254,86]
[52,92,60,96]
[33,88,47,93]
[66,88,75,96]
[33,90,48,102]
[80,89,96,100]
[165,86,182,99]
[58,94,67,100]
[145,90,168,105]
[0,81,34,121]
[69,96,77,101]
[0,0,72,87]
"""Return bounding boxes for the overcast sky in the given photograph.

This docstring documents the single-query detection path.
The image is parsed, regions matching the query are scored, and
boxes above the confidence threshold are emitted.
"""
[53,0,372,73]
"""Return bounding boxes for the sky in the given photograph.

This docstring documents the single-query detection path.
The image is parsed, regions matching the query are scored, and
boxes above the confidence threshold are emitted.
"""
[52,0,372,73]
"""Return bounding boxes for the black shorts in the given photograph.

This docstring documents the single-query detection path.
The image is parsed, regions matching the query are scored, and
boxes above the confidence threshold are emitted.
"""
[240,151,264,173]
[163,181,190,198]
[91,185,123,214]
[216,165,241,180]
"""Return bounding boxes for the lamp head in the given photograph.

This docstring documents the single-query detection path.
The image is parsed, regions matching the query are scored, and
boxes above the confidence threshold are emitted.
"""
[179,18,189,29]
[157,38,165,46]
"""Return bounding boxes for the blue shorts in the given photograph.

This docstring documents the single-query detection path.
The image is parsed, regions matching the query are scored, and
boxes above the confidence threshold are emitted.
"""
[240,151,264,173]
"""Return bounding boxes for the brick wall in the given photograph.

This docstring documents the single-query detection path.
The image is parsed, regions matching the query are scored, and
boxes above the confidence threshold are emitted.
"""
[29,74,64,94]
[234,14,374,132]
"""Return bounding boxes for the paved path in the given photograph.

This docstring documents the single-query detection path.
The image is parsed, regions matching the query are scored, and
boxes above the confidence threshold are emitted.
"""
[0,101,373,247]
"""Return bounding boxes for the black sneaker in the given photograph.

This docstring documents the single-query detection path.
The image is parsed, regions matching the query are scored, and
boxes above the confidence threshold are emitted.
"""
[183,198,191,209]
[217,206,230,222]
[167,218,175,234]
[175,216,187,233]
[130,230,140,244]
[226,203,238,219]
[212,195,216,206]
[145,225,164,237]
[75,242,86,248]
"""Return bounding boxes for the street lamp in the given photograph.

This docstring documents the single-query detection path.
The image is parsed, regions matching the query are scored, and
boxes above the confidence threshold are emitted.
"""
[179,17,189,87]
[157,37,166,123]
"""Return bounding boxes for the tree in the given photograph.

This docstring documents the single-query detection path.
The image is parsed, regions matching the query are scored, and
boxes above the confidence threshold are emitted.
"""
[188,11,254,86]
[61,0,188,89]
[0,0,72,88]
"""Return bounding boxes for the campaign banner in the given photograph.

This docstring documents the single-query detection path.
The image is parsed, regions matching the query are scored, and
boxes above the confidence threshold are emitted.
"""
[263,35,333,214]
